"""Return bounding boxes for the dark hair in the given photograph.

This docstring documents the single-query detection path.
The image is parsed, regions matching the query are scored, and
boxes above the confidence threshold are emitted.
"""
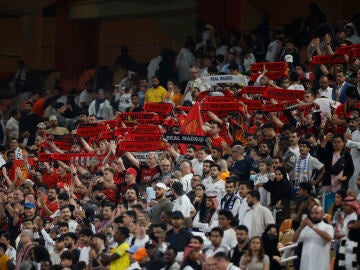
[103,201,115,210]
[299,182,312,193]
[31,246,51,263]
[58,192,70,201]
[64,232,77,242]
[249,190,261,201]
[218,210,233,221]
[274,166,288,181]
[57,222,69,228]
[225,178,236,186]
[203,160,214,166]
[117,226,130,238]
[236,225,249,233]
[33,238,45,247]
[190,235,204,244]
[60,250,75,261]
[228,63,239,71]
[125,210,137,220]
[210,164,221,172]
[152,223,167,231]
[335,189,347,200]
[79,228,93,237]
[211,227,224,237]
[0,242,6,251]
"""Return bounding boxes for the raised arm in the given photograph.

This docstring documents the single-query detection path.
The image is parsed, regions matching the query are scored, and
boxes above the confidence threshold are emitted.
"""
[123,151,140,168]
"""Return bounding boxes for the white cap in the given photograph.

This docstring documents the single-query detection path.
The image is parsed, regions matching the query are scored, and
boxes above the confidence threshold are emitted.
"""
[155,183,167,190]
[284,54,293,63]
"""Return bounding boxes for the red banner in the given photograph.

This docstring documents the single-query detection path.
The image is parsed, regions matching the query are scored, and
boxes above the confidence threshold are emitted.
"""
[76,124,107,137]
[205,96,236,102]
[251,62,287,71]
[118,141,167,152]
[202,102,243,112]
[126,133,163,141]
[143,102,174,114]
[311,55,347,64]
[134,125,162,134]
[180,102,204,135]
[240,86,267,95]
[118,112,156,121]
[249,70,287,82]
[264,88,304,100]
[239,99,263,110]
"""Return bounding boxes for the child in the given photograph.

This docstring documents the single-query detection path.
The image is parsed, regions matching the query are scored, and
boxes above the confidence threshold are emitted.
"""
[254,160,270,206]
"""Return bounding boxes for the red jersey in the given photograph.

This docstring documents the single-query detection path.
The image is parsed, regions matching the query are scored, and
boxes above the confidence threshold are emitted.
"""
[41,198,58,218]
[138,163,161,183]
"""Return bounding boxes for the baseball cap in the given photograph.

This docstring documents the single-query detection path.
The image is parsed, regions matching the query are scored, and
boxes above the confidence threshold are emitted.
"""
[37,122,46,129]
[284,54,293,63]
[125,168,137,176]
[55,235,64,242]
[133,248,147,261]
[24,202,36,209]
[155,183,167,190]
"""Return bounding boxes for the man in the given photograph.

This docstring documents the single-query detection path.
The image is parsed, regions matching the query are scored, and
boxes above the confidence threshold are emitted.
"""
[219,178,240,217]
[292,205,334,270]
[64,232,80,264]
[50,235,67,265]
[160,246,179,270]
[242,191,274,237]
[203,121,229,151]
[123,188,138,210]
[89,233,107,270]
[337,196,359,238]
[218,210,237,249]
[179,159,193,194]
[23,201,36,220]
[15,230,33,270]
[289,131,300,158]
[152,223,168,254]
[83,183,104,221]
[101,202,115,231]
[206,164,225,201]
[183,67,206,102]
[205,227,228,257]
[294,140,324,189]
[333,71,353,103]
[37,187,59,218]
[88,89,113,120]
[229,225,249,266]
[78,228,93,265]
[153,158,173,182]
[149,183,173,224]
[237,182,251,224]
[201,160,214,186]
[187,174,202,202]
[275,136,297,180]
[144,240,166,270]
[60,205,78,232]
[214,252,240,270]
[257,142,272,166]
[165,211,192,253]
[0,233,16,263]
[317,75,334,100]
[171,182,195,218]
[211,147,228,172]
[145,76,167,103]
[45,115,69,135]
[100,226,130,269]
[5,109,21,141]
[127,94,143,112]
[248,111,264,134]
[191,147,212,176]
[230,145,252,182]
[19,101,40,146]
[124,151,161,184]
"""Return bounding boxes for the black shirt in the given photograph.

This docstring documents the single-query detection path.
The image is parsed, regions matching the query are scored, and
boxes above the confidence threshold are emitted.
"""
[165,227,192,252]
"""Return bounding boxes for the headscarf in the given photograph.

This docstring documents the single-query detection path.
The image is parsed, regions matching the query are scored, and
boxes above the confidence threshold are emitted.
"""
[180,243,200,270]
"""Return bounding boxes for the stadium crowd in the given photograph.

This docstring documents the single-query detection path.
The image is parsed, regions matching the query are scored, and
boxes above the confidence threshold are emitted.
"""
[0,7,360,270]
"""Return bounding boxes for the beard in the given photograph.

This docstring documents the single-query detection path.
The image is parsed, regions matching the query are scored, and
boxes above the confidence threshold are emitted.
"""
[247,201,254,207]
[310,217,322,224]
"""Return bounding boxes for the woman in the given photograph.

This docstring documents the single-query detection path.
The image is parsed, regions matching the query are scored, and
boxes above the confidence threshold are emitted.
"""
[263,167,293,227]
[319,134,354,210]
[261,225,281,270]
[240,236,270,270]
[192,193,218,233]
[327,189,347,222]
[30,246,51,270]
[192,184,206,212]
[180,243,202,270]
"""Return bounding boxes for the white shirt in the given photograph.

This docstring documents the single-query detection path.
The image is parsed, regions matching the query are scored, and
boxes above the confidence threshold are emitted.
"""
[288,84,305,90]
[266,40,279,62]
[172,194,195,218]
[318,86,334,100]
[206,179,225,201]
[343,212,358,235]
[118,93,132,112]
[5,117,19,140]
[237,197,250,224]
[68,219,78,233]
[298,221,334,270]
[222,228,237,249]
[79,89,93,108]
[79,246,91,265]
[133,235,150,248]
[181,173,193,194]
[289,145,300,159]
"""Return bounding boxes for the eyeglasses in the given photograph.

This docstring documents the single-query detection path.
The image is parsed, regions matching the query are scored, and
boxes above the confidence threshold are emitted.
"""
[195,188,204,191]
